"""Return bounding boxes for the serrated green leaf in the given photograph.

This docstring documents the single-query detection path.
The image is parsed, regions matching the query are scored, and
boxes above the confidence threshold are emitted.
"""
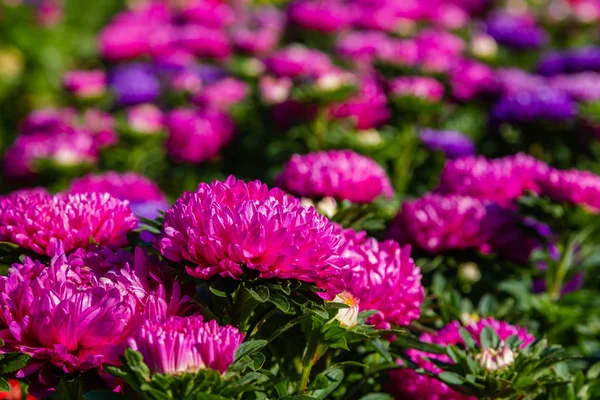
[0,353,31,374]
[234,340,268,361]
[247,285,270,303]
[270,294,292,313]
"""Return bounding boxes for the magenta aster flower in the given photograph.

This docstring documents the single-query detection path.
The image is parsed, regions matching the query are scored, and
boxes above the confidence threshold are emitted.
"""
[126,104,164,135]
[178,24,231,60]
[158,176,349,299]
[0,244,187,375]
[265,44,333,78]
[449,58,494,101]
[165,108,234,164]
[0,192,137,256]
[437,153,548,206]
[388,194,495,254]
[179,0,236,28]
[376,38,419,67]
[63,70,106,99]
[341,228,423,329]
[538,168,600,211]
[231,6,284,56]
[259,76,293,104]
[389,76,445,102]
[2,130,98,179]
[277,150,394,203]
[415,28,465,72]
[288,0,353,32]
[491,68,546,96]
[387,368,475,400]
[20,108,77,135]
[69,172,168,220]
[128,315,244,375]
[329,77,391,129]
[549,72,600,102]
[193,78,249,111]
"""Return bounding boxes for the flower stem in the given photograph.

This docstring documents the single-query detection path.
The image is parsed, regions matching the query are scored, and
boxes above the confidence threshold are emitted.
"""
[299,332,320,393]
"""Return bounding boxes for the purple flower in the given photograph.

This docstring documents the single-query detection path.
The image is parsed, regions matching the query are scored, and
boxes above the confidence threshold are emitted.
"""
[0,245,188,376]
[419,129,476,158]
[63,70,106,99]
[492,88,577,122]
[109,63,160,106]
[165,108,234,164]
[491,68,546,96]
[329,77,390,129]
[126,104,164,134]
[389,77,445,102]
[388,193,495,254]
[437,153,548,206]
[0,192,137,256]
[288,0,353,32]
[537,47,600,76]
[265,44,333,78]
[128,316,244,375]
[538,168,600,211]
[157,176,349,299]
[69,172,168,220]
[277,150,394,203]
[193,78,249,111]
[485,12,547,49]
[341,229,423,329]
[549,72,600,102]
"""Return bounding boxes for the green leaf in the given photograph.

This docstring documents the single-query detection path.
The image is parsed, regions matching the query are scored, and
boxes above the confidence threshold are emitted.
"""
[359,394,394,400]
[438,372,465,386]
[84,391,128,400]
[459,328,476,350]
[0,378,9,393]
[0,353,31,374]
[247,285,270,303]
[0,242,19,253]
[514,376,536,389]
[480,326,500,349]
[393,334,446,354]
[234,340,268,361]
[310,368,344,399]
[270,294,292,313]
[209,286,228,298]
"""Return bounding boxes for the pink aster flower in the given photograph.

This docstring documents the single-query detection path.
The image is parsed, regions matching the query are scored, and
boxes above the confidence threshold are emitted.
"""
[231,6,285,56]
[165,108,234,164]
[277,150,394,203]
[335,31,391,64]
[2,130,98,179]
[387,368,475,400]
[388,193,495,254]
[81,108,117,149]
[415,28,465,72]
[0,244,188,376]
[0,192,137,256]
[376,38,419,67]
[437,153,549,206]
[329,77,391,129]
[193,78,249,111]
[179,0,236,28]
[69,172,168,220]
[449,58,494,101]
[389,76,445,102]
[178,24,231,60]
[265,44,334,78]
[63,70,106,99]
[128,315,243,375]
[157,176,349,299]
[20,108,77,135]
[259,76,293,104]
[538,168,600,211]
[288,0,353,32]
[126,104,164,134]
[341,228,423,329]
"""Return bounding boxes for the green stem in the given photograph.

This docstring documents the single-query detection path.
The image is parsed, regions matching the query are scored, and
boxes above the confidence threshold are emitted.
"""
[299,332,320,393]
[312,106,329,150]
[248,306,278,337]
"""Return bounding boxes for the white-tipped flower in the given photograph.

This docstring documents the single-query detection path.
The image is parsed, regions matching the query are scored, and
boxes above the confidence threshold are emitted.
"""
[476,346,516,372]
[331,291,359,329]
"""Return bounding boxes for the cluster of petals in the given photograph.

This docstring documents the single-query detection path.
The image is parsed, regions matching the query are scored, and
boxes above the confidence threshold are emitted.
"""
[329,77,391,129]
[389,76,445,102]
[129,315,244,375]
[437,153,549,206]
[492,88,577,122]
[0,192,137,256]
[157,176,348,299]
[340,228,423,329]
[0,244,188,375]
[538,168,600,211]
[419,129,476,159]
[277,150,394,203]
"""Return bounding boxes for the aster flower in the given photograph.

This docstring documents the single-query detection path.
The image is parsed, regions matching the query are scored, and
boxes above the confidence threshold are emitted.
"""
[387,368,475,400]
[376,38,419,67]
[341,228,423,329]
[126,104,164,135]
[288,0,353,32]
[419,129,476,159]
[81,108,118,149]
[193,78,249,111]
[109,63,160,106]
[98,21,151,61]
[329,77,390,129]
[128,316,244,375]
[485,12,547,49]
[2,130,98,179]
[492,88,577,122]
[277,150,394,203]
[538,168,600,211]
[165,108,235,164]
[63,70,106,99]
[231,6,285,56]
[0,244,187,375]
[0,192,136,256]
[414,28,465,73]
[178,24,231,60]
[537,47,600,76]
[69,172,168,220]
[265,44,333,78]
[20,108,77,135]
[259,76,293,104]
[388,193,495,254]
[179,0,236,28]
[549,72,600,102]
[449,59,494,101]
[389,77,445,103]
[490,68,546,96]
[157,176,349,299]
[437,153,548,206]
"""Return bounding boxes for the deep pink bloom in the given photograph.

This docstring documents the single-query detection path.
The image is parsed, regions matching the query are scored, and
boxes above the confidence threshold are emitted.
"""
[157,176,349,299]
[81,108,118,149]
[179,0,236,28]
[126,104,164,134]
[449,59,494,101]
[0,192,136,256]
[259,76,293,104]
[129,316,243,375]
[99,22,152,61]
[0,245,187,374]
[265,45,333,78]
[329,77,390,129]
[388,368,474,400]
[437,153,549,206]
[415,28,465,72]
[389,76,445,102]
[538,168,600,211]
[376,38,419,67]
[277,150,394,203]
[288,0,353,32]
[20,108,77,135]
[178,25,231,60]
[335,31,391,64]
[193,78,249,111]
[3,130,98,179]
[341,229,423,329]
[165,108,234,163]
[63,70,106,99]
[388,194,495,253]
[231,7,285,56]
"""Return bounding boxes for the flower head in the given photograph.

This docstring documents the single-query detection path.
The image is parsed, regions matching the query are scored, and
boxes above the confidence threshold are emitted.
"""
[485,12,547,49]
[538,168,600,211]
[266,44,333,78]
[389,76,445,103]
[193,78,249,111]
[157,176,349,299]
[0,192,136,256]
[537,47,600,76]
[341,229,423,329]
[419,129,476,159]
[329,291,359,329]
[109,63,160,106]
[277,150,394,203]
[329,77,390,129]
[492,88,577,122]
[288,0,353,32]
[549,72,600,102]
[387,368,475,400]
[126,104,164,134]
[63,70,106,99]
